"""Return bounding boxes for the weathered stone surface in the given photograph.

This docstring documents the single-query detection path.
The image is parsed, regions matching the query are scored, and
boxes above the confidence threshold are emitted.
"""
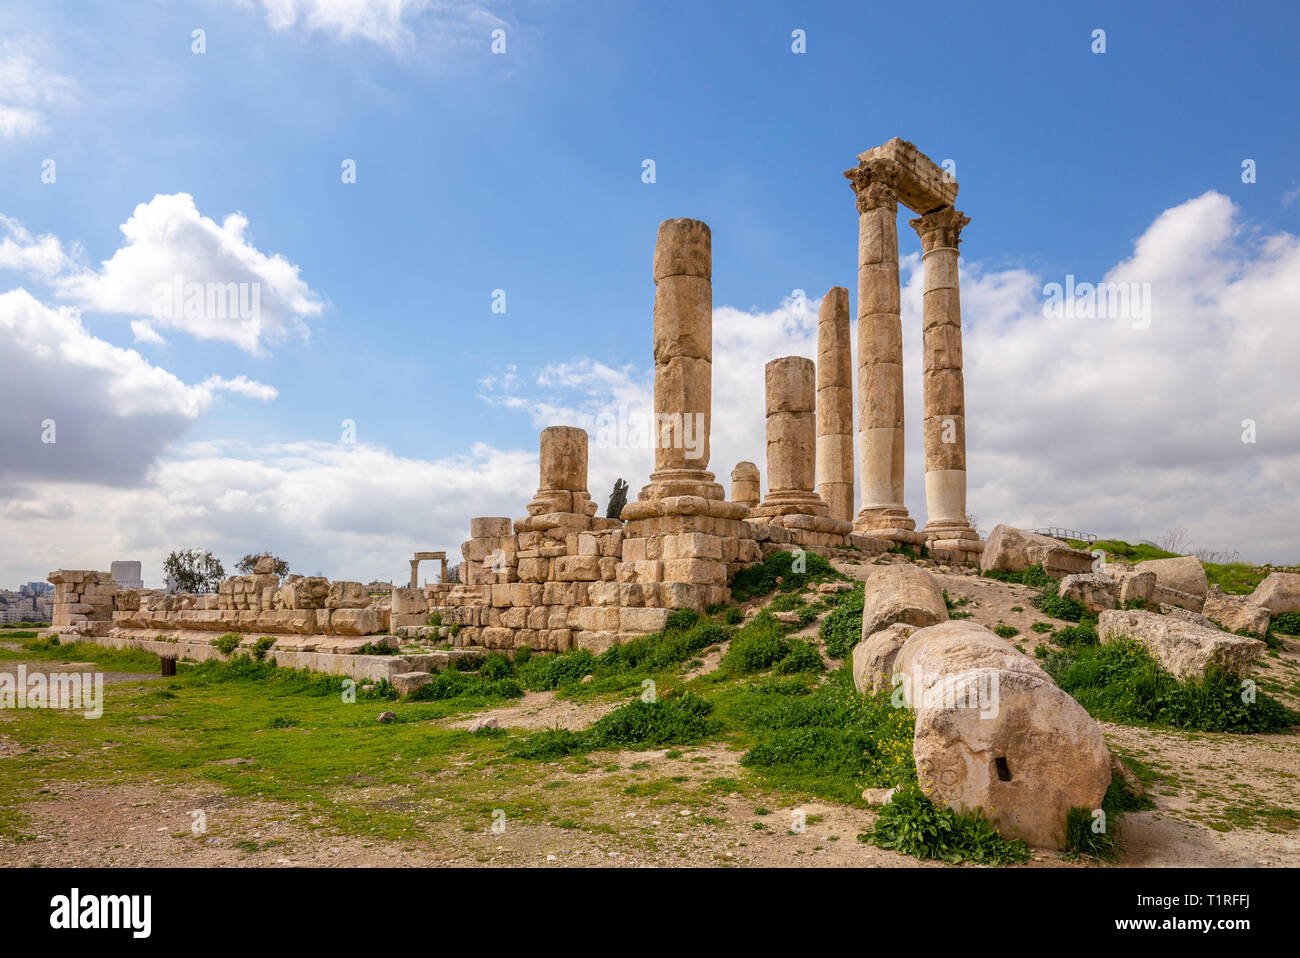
[1201,586,1270,637]
[390,587,428,616]
[328,608,382,635]
[470,516,512,538]
[326,580,370,609]
[730,462,760,508]
[1250,572,1300,615]
[1099,609,1266,679]
[894,620,1111,850]
[253,554,276,575]
[1112,569,1156,606]
[1058,573,1117,615]
[1135,556,1208,601]
[860,564,947,639]
[979,525,1094,578]
[851,622,915,694]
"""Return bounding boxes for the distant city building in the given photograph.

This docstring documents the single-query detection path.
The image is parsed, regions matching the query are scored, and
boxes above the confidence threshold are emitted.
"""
[21,581,53,597]
[110,560,144,590]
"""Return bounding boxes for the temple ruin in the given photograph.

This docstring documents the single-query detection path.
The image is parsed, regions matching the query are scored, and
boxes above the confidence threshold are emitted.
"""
[48,137,987,677]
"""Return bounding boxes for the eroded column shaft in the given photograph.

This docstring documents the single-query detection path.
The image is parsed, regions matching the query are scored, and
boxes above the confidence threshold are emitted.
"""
[816,286,854,521]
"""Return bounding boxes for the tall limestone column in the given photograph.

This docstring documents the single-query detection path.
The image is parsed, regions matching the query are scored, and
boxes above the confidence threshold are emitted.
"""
[637,218,725,502]
[750,357,829,520]
[844,157,917,542]
[816,286,854,521]
[910,207,977,543]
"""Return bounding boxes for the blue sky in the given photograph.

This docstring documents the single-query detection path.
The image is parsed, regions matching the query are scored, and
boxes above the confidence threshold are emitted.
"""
[2,0,1298,585]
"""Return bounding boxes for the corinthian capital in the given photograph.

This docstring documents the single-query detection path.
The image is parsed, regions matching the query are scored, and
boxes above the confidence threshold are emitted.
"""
[843,157,900,214]
[909,207,970,253]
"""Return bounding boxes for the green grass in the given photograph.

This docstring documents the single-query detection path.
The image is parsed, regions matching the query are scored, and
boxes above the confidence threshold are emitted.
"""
[1041,638,1300,733]
[511,691,719,758]
[1272,612,1300,637]
[729,550,845,602]
[862,782,1030,865]
[0,634,163,672]
[1068,539,1178,563]
[819,582,864,658]
[718,612,823,676]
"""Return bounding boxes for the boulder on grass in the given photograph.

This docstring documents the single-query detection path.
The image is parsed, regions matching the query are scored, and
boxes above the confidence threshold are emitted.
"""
[1250,572,1300,615]
[860,565,947,641]
[892,620,1111,850]
[1202,585,1270,637]
[1098,609,1265,680]
[391,671,433,696]
[1111,569,1157,607]
[1134,556,1208,602]
[1058,573,1117,615]
[979,525,1094,578]
[851,622,916,694]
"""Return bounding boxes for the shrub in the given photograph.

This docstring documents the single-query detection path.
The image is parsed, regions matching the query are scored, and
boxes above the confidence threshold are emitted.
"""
[517,649,597,690]
[665,608,700,631]
[408,669,523,701]
[214,633,242,656]
[720,606,744,625]
[1031,622,1053,633]
[1271,612,1300,636]
[1053,621,1099,646]
[819,583,865,658]
[730,550,844,602]
[720,614,789,674]
[774,639,825,675]
[992,624,1018,639]
[863,782,1031,865]
[513,645,532,666]
[252,636,275,661]
[479,653,514,680]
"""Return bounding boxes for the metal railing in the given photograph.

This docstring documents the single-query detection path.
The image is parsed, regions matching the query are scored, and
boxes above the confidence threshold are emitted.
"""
[1031,527,1097,544]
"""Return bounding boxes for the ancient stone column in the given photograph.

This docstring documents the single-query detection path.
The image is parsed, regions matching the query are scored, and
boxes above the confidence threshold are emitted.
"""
[844,157,916,541]
[638,218,724,502]
[526,425,596,516]
[816,286,854,522]
[751,357,828,519]
[910,207,977,543]
[730,461,760,508]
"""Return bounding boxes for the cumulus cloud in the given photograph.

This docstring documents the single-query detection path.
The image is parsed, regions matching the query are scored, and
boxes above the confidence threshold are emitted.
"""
[0,288,276,486]
[52,193,324,354]
[0,214,76,279]
[0,38,73,138]
[231,0,506,49]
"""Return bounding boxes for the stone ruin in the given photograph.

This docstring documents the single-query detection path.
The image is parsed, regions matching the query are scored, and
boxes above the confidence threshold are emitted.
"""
[47,138,989,675]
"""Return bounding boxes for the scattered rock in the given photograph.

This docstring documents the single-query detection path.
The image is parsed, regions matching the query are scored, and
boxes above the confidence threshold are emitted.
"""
[1058,573,1117,615]
[1202,585,1270,637]
[979,525,1094,578]
[468,716,499,733]
[860,564,947,641]
[851,622,915,694]
[1250,572,1300,615]
[377,711,397,724]
[391,671,433,697]
[1135,556,1208,602]
[1098,609,1265,679]
[861,787,896,805]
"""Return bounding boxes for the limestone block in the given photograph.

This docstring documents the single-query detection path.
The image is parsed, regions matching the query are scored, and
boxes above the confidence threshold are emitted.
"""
[1202,586,1270,636]
[620,607,671,634]
[1114,570,1157,606]
[662,533,722,560]
[1058,573,1117,615]
[553,555,601,582]
[663,558,726,586]
[1249,572,1300,614]
[979,525,1094,579]
[653,217,711,282]
[851,622,916,694]
[1135,556,1208,601]
[588,581,620,606]
[471,517,512,538]
[622,537,648,563]
[861,564,948,639]
[1098,609,1265,679]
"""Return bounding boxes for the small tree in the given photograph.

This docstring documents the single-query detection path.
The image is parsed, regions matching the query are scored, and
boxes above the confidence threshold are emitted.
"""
[163,549,225,594]
[606,477,629,519]
[235,553,290,577]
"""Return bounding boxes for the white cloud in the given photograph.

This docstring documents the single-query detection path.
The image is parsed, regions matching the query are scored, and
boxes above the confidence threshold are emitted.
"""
[53,193,324,354]
[232,0,506,49]
[0,288,276,486]
[0,38,74,138]
[129,320,165,345]
[482,192,1300,564]
[0,439,535,587]
[0,214,77,279]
